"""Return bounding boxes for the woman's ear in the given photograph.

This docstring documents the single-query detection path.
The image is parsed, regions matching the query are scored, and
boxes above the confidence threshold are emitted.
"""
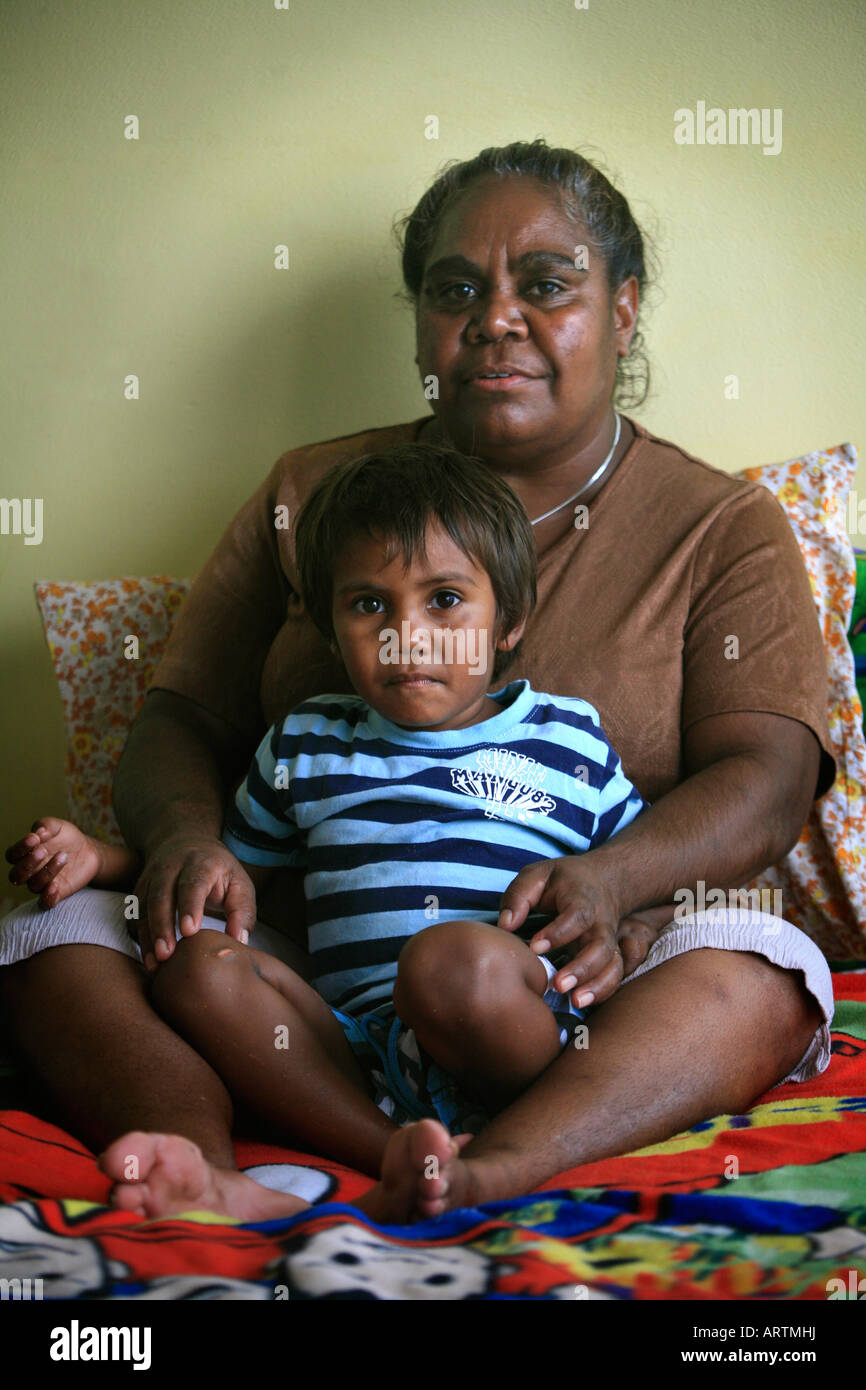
[613,275,639,358]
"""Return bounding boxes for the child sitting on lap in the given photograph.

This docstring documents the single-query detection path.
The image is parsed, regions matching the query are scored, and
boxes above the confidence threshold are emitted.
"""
[6,442,647,1187]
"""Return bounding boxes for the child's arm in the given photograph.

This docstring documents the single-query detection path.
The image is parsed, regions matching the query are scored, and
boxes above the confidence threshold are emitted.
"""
[6,817,142,908]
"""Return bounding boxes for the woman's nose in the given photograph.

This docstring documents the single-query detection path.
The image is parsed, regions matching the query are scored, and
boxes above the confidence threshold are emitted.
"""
[466,289,530,341]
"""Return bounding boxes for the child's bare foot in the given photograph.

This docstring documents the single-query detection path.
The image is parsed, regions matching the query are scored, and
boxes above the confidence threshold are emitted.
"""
[355,1120,483,1224]
[99,1132,311,1223]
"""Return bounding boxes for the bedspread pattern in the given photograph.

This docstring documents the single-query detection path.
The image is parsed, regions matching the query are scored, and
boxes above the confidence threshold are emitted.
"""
[0,970,864,1301]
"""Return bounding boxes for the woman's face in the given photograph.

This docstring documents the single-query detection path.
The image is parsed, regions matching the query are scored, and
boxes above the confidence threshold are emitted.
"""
[414,175,637,462]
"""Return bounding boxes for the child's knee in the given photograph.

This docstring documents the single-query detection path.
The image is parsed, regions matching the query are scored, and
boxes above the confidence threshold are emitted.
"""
[150,930,252,1018]
[395,921,530,1032]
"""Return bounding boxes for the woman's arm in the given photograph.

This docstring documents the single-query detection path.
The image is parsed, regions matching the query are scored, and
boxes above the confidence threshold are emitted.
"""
[499,708,819,1005]
[111,688,260,969]
[593,708,819,916]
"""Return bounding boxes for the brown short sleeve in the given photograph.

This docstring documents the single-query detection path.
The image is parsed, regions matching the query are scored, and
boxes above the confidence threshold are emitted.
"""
[145,418,427,748]
[681,483,836,797]
[146,460,287,744]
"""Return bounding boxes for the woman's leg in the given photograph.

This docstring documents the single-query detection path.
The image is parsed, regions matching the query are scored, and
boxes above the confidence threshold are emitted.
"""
[95,941,823,1224]
[360,944,826,1222]
[0,945,237,1167]
[77,904,830,1223]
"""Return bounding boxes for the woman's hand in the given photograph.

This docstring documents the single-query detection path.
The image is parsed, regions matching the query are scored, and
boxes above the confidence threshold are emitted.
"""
[6,817,101,908]
[131,834,257,973]
[614,904,677,976]
[497,858,674,1008]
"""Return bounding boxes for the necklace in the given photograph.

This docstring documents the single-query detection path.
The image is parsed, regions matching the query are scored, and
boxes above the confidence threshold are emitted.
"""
[529,414,622,526]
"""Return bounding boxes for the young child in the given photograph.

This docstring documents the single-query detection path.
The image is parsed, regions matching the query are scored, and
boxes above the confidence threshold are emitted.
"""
[7,441,647,1220]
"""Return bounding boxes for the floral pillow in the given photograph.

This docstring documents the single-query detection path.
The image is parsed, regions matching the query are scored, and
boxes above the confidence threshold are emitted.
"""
[737,442,866,956]
[34,576,191,843]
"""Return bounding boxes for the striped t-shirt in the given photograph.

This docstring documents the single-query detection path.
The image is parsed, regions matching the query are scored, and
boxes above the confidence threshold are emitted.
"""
[222,678,646,1016]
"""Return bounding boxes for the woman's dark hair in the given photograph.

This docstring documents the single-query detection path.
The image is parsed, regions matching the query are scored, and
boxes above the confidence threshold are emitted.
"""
[293,442,537,683]
[394,138,656,410]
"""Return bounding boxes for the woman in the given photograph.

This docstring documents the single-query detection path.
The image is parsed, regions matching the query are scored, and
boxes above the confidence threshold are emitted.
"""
[1,140,835,1223]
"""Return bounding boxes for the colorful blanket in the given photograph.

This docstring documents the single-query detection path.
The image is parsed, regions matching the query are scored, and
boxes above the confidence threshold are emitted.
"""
[0,968,864,1301]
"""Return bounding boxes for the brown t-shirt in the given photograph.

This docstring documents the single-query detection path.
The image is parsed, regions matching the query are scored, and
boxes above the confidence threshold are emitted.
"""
[149,414,836,810]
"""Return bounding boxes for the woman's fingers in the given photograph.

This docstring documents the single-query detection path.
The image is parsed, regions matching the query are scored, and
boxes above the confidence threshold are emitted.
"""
[570,954,625,1009]
[136,843,259,971]
[139,874,180,970]
[503,860,622,954]
[152,870,215,961]
[173,860,255,944]
[170,867,248,945]
[137,856,212,968]
[173,869,211,939]
[497,861,552,931]
[554,933,625,1007]
[219,873,257,944]
[616,917,658,977]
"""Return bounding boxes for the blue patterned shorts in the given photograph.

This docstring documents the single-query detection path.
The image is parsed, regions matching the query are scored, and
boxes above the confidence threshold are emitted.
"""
[331,955,586,1136]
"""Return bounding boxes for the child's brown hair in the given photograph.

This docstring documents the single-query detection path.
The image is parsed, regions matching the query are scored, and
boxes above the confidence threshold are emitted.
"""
[293,441,537,682]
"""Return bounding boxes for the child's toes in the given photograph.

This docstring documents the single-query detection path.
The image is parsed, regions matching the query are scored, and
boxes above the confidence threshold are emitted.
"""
[99,1131,158,1184]
[109,1183,150,1216]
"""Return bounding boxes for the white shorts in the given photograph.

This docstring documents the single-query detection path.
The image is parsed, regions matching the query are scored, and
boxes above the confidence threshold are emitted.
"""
[0,890,834,1086]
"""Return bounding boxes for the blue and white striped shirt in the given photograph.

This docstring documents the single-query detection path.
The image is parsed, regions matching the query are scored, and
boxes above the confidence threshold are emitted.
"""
[222,679,646,1015]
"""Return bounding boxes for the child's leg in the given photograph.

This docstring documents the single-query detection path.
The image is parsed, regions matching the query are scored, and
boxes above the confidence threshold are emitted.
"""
[393,920,568,1114]
[148,930,398,1175]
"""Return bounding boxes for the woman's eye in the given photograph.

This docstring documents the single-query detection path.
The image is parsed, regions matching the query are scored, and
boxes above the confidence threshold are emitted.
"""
[432,279,563,304]
[438,282,476,302]
[432,591,461,610]
[529,280,563,297]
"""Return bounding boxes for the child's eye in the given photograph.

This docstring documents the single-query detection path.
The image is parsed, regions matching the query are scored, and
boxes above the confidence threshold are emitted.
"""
[353,596,384,615]
[431,591,461,610]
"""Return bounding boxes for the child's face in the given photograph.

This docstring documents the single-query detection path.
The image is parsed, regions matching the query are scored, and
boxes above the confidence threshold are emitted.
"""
[330,522,525,731]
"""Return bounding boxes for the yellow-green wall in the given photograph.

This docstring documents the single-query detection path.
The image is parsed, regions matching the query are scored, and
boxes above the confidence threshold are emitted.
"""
[1,0,863,908]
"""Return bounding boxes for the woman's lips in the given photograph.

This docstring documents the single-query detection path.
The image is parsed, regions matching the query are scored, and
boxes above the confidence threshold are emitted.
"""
[466,374,536,391]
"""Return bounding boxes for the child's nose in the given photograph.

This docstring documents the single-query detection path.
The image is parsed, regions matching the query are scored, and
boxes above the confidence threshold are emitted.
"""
[391,605,428,630]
